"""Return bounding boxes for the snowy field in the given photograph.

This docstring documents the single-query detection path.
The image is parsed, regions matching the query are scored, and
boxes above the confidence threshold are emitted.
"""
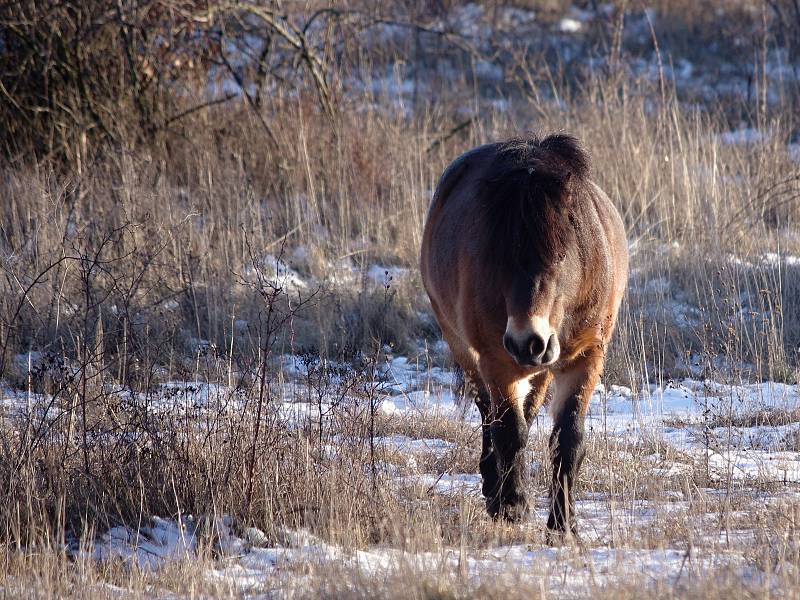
[3,248,799,597]
[20,349,793,598]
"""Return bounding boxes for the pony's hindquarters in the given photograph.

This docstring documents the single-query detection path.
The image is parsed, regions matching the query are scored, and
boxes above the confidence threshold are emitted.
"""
[421,136,628,535]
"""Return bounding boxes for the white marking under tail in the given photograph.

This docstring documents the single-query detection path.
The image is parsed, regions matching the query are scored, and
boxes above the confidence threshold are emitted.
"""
[550,368,582,419]
[508,378,532,407]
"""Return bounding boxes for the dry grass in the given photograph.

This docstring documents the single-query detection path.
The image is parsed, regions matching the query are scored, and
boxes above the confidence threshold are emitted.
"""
[1,1,800,597]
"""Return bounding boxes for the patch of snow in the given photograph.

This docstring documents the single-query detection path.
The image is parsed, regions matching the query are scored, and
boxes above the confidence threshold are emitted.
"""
[242,254,308,291]
[79,513,765,597]
[474,60,503,82]
[789,143,800,163]
[719,128,770,146]
[761,252,800,267]
[85,516,197,570]
[367,265,410,286]
[161,299,180,311]
[368,73,417,98]
[449,3,486,38]
[641,276,671,295]
[706,449,800,483]
[379,435,456,455]
[291,245,310,262]
[497,7,536,28]
[658,299,702,329]
[559,18,583,33]
[676,58,694,80]
[380,389,468,420]
[36,340,800,596]
[396,473,482,496]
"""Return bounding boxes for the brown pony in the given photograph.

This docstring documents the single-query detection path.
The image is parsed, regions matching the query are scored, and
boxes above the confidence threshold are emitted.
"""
[420,134,628,540]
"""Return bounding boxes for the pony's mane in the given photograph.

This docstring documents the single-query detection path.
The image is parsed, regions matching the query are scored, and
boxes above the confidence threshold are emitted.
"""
[479,133,589,280]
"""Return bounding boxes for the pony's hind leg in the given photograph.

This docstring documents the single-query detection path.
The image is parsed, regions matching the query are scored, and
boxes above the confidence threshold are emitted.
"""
[487,398,529,522]
[443,341,500,505]
[480,364,532,522]
[547,352,603,542]
[467,377,500,500]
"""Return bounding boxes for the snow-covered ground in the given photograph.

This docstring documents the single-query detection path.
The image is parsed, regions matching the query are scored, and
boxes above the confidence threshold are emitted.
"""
[78,511,782,596]
[4,256,798,596]
[44,350,800,597]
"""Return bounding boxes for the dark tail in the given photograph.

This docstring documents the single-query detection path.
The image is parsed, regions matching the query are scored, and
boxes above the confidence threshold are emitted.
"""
[489,133,590,201]
[480,133,590,277]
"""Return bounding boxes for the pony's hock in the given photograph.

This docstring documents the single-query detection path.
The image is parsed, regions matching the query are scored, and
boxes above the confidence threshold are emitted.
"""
[420,134,628,539]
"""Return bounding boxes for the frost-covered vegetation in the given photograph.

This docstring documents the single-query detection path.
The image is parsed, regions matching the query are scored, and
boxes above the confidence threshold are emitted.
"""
[1,1,800,598]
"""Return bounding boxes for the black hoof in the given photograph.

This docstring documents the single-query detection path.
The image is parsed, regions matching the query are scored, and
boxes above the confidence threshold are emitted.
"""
[486,493,529,522]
